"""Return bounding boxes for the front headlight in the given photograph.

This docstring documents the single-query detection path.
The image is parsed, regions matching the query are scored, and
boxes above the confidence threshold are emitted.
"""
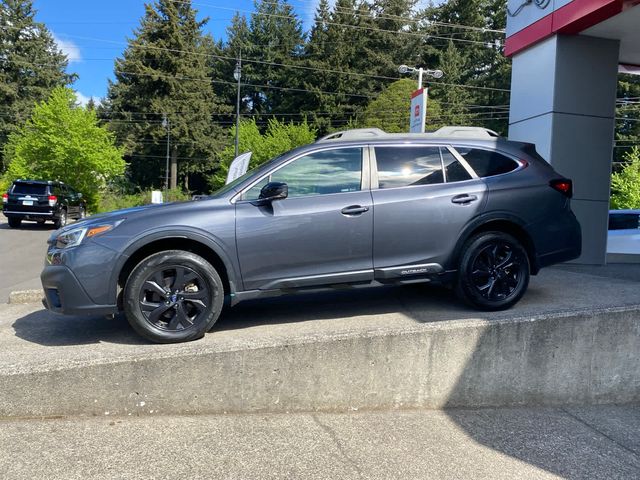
[55,220,124,249]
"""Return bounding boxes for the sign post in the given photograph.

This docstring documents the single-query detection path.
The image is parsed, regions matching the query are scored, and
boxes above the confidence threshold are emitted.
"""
[410,88,427,133]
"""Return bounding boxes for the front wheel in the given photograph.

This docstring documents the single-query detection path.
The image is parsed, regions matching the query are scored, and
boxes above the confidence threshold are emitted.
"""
[123,250,224,343]
[455,232,530,311]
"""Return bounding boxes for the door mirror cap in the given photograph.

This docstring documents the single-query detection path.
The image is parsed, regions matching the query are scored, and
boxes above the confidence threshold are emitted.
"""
[258,182,288,203]
[77,193,83,199]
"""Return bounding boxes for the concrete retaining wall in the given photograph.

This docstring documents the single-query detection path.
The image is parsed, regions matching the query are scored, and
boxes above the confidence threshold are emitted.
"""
[1,307,639,417]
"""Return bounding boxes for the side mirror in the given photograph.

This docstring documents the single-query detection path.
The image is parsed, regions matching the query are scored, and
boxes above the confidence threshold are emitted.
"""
[258,182,288,203]
[77,193,83,199]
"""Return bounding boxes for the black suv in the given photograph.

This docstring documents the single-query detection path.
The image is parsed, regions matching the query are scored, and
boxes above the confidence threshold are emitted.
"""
[2,180,86,228]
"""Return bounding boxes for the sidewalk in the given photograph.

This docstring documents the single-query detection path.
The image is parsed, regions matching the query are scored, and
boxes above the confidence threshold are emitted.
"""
[1,406,639,479]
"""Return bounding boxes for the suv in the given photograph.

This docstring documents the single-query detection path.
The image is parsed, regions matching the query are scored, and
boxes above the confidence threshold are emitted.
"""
[41,127,581,343]
[3,180,86,228]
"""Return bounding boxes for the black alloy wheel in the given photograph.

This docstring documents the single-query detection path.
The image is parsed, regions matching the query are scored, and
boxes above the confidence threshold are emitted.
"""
[456,232,530,311]
[139,266,211,332]
[124,250,224,343]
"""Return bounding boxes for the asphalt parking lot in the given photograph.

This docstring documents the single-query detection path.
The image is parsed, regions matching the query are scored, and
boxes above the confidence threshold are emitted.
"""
[0,217,54,302]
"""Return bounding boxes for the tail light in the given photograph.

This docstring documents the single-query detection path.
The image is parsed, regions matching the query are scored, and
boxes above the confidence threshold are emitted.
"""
[2,193,7,204]
[550,179,573,198]
[48,195,58,207]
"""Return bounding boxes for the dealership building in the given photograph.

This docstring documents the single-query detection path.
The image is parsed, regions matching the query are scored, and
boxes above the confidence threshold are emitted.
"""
[505,0,640,263]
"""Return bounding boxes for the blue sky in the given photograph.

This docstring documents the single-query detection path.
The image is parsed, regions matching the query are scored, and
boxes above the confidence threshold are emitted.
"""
[33,0,322,103]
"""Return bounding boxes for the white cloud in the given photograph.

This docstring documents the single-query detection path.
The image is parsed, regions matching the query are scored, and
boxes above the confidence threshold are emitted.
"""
[52,33,81,63]
[74,92,98,107]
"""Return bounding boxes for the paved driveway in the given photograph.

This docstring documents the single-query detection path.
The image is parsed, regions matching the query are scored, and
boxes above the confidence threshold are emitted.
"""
[0,217,54,302]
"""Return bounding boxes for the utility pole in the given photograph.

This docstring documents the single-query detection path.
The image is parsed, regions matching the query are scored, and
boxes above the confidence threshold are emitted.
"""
[234,51,242,158]
[162,114,170,199]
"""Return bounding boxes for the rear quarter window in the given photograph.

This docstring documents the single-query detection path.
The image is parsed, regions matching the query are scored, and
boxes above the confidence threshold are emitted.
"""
[375,146,444,189]
[454,147,519,178]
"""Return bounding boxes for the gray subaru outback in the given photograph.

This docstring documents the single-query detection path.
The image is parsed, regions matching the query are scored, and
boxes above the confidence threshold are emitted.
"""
[41,127,581,343]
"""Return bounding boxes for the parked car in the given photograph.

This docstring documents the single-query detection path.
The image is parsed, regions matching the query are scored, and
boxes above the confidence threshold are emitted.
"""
[3,179,86,228]
[608,209,640,255]
[41,127,581,343]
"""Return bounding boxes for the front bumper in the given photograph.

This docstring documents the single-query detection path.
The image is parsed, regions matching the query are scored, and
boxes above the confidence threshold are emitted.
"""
[41,266,119,316]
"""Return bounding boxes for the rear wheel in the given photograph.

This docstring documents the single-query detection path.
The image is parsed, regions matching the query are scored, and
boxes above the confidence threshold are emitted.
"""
[455,231,530,311]
[7,217,21,228]
[54,209,67,229]
[123,250,224,343]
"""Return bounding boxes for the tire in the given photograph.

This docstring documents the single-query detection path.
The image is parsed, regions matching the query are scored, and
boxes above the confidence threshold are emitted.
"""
[123,250,224,343]
[54,209,67,229]
[455,231,530,311]
[7,217,21,228]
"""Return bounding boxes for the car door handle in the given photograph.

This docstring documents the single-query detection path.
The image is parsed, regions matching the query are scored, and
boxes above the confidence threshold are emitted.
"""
[451,194,478,205]
[341,205,369,215]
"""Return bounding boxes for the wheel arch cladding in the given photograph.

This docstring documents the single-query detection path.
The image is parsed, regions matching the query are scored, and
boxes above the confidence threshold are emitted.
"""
[452,219,538,275]
[117,237,233,299]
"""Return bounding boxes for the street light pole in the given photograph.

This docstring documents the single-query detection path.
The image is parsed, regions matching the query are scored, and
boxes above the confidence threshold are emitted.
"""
[234,52,242,158]
[398,64,443,90]
[162,114,170,199]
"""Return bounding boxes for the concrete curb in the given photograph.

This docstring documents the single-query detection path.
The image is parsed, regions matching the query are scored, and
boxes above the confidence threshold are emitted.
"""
[8,289,42,305]
[1,305,639,418]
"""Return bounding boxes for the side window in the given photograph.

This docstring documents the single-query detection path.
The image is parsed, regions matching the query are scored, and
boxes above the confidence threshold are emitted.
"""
[454,147,519,178]
[375,146,444,189]
[243,148,363,200]
[441,149,472,182]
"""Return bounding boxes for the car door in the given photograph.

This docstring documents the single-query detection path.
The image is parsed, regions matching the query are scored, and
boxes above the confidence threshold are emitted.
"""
[235,146,374,291]
[66,186,79,216]
[371,144,488,277]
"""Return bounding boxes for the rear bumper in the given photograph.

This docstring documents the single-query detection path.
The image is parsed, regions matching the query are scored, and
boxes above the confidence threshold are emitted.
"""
[41,265,118,316]
[533,211,582,270]
[3,208,58,220]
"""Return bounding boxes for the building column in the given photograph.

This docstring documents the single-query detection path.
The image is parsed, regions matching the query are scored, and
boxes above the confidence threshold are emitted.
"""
[508,34,620,264]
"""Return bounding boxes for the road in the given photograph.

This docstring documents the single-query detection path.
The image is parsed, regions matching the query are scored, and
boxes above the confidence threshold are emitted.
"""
[0,217,54,302]
[1,406,639,479]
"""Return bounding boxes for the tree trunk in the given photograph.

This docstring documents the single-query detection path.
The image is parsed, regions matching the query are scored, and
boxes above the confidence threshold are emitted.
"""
[170,146,178,190]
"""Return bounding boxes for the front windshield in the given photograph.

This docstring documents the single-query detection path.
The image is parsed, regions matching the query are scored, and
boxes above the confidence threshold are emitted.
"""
[210,152,288,197]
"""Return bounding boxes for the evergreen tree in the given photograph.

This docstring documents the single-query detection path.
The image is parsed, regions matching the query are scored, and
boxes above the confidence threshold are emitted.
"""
[105,0,228,190]
[302,0,369,134]
[418,0,509,131]
[0,0,73,170]
[244,0,305,116]
[213,12,250,113]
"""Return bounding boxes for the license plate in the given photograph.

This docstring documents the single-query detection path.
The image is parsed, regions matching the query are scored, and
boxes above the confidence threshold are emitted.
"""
[22,200,33,206]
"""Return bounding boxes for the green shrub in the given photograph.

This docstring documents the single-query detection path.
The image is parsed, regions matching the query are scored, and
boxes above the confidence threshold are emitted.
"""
[96,188,191,213]
[611,147,640,209]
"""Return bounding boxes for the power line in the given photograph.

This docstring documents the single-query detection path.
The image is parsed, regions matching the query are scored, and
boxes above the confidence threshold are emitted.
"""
[168,0,505,48]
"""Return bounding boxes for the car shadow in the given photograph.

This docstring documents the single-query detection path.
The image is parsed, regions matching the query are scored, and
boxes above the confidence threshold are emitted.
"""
[12,310,148,346]
[0,221,55,231]
[215,283,473,332]
[12,281,557,347]
[12,284,482,347]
